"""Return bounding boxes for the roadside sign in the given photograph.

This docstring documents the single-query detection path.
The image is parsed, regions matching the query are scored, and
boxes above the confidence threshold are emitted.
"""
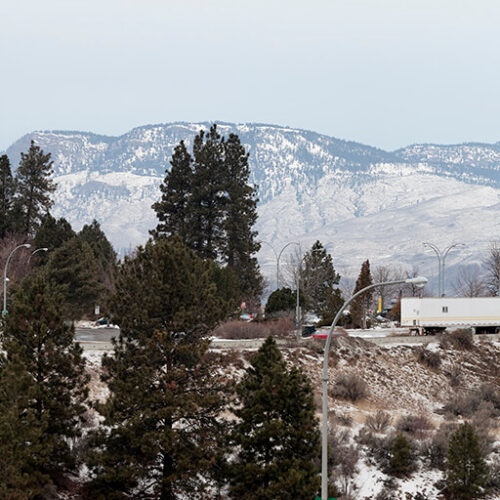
[241,302,246,309]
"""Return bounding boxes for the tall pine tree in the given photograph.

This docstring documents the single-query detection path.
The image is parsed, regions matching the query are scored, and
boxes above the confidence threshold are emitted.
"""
[15,140,56,236]
[188,125,227,260]
[230,337,320,499]
[87,238,230,499]
[33,213,76,266]
[2,276,89,481]
[0,154,16,238]
[301,240,342,322]
[150,140,193,241]
[44,237,102,320]
[151,125,263,301]
[222,133,262,299]
[0,354,50,498]
[78,219,117,292]
[350,259,373,329]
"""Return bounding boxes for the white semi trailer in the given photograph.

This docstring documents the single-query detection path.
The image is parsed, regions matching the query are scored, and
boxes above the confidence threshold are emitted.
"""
[401,297,500,335]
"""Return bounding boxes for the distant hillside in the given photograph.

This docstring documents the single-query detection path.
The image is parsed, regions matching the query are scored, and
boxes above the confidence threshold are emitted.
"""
[7,123,500,292]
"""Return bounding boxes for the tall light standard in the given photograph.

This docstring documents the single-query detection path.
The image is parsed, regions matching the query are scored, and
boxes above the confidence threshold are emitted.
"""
[2,243,31,317]
[295,247,325,337]
[423,242,464,296]
[261,241,300,290]
[28,247,49,263]
[320,275,427,500]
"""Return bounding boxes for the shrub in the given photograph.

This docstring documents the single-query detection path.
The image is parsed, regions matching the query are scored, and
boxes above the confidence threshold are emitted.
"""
[396,413,434,439]
[212,318,293,339]
[440,329,474,350]
[486,458,500,492]
[415,346,441,369]
[444,385,500,421]
[330,372,369,402]
[478,383,500,410]
[365,410,392,433]
[267,317,294,337]
[334,413,353,427]
[375,478,398,499]
[445,363,463,387]
[420,423,457,470]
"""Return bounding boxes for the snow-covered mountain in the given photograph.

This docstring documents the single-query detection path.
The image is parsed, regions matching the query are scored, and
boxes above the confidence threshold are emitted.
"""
[6,122,500,293]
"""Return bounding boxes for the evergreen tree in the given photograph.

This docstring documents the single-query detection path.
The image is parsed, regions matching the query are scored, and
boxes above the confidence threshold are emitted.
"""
[230,337,320,499]
[151,124,263,301]
[15,140,56,235]
[188,125,227,260]
[2,276,89,481]
[265,287,304,316]
[150,140,193,241]
[78,219,117,291]
[301,241,342,321]
[0,154,16,238]
[350,259,373,329]
[87,238,230,499]
[209,261,241,317]
[33,213,76,266]
[108,237,228,340]
[446,422,488,499]
[44,237,102,320]
[221,133,262,299]
[0,354,50,498]
[389,434,413,476]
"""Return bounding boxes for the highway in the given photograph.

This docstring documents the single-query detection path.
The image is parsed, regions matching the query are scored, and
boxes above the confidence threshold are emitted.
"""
[75,327,500,352]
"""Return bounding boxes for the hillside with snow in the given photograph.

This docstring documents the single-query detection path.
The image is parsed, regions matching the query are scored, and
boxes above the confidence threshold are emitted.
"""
[5,123,500,291]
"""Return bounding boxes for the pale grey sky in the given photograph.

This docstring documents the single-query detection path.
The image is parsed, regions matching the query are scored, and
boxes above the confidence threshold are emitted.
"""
[2,0,500,152]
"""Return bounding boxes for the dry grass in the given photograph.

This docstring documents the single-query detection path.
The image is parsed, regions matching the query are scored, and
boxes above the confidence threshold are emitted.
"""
[212,318,293,339]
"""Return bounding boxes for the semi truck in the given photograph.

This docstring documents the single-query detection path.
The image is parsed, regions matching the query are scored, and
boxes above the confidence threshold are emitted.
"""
[400,297,500,335]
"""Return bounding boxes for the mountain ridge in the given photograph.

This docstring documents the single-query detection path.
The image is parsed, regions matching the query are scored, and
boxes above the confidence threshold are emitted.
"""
[5,122,500,292]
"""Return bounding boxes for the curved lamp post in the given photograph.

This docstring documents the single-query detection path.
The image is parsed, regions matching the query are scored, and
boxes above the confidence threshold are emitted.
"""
[423,242,464,296]
[320,275,428,500]
[261,241,300,290]
[2,243,31,317]
[28,247,49,263]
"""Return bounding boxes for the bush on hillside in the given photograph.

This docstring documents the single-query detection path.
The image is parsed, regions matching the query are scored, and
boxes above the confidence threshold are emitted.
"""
[330,372,369,402]
[439,329,474,350]
[415,346,441,369]
[396,413,434,439]
[365,410,392,433]
[212,318,293,339]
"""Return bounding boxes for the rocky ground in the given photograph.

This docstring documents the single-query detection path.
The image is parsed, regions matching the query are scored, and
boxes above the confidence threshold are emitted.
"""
[82,334,500,499]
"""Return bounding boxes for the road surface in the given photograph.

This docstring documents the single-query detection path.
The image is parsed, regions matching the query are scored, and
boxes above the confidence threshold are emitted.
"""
[75,327,118,343]
[75,328,500,352]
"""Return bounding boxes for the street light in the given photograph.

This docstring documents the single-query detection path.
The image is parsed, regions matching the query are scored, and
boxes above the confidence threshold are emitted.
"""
[2,243,31,317]
[28,247,49,263]
[295,247,326,338]
[320,275,427,500]
[260,241,300,290]
[423,242,465,296]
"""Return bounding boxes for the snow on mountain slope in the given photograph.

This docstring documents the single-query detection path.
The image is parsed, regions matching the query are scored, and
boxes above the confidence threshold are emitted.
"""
[5,123,500,291]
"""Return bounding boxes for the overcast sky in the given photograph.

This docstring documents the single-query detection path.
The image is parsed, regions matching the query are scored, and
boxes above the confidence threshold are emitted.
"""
[2,0,500,152]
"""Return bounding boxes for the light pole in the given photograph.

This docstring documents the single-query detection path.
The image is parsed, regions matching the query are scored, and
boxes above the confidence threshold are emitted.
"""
[423,242,464,296]
[295,248,325,337]
[2,243,31,317]
[261,241,300,290]
[320,275,427,500]
[28,247,49,263]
